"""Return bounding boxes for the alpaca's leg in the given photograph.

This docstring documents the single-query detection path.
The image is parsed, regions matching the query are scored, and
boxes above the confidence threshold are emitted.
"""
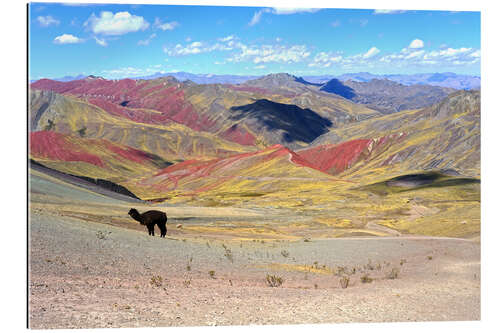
[147,224,154,236]
[159,222,167,237]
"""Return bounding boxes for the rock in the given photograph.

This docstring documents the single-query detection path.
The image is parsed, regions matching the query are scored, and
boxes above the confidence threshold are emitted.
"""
[176,224,182,228]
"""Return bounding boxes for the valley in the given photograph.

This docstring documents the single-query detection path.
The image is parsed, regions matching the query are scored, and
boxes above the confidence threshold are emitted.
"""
[28,72,481,328]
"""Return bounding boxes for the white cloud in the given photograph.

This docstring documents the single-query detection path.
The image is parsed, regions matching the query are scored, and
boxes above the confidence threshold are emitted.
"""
[469,50,481,58]
[254,65,266,69]
[154,18,179,31]
[331,20,341,28]
[164,36,239,56]
[363,47,380,58]
[409,39,424,49]
[271,8,320,15]
[218,35,235,42]
[94,36,107,47]
[165,42,203,55]
[53,34,83,44]
[249,7,319,26]
[249,9,270,26]
[308,52,343,67]
[165,38,310,65]
[380,46,480,68]
[228,43,311,64]
[373,9,407,14]
[85,11,149,36]
[405,50,425,59]
[37,15,60,27]
[138,33,157,46]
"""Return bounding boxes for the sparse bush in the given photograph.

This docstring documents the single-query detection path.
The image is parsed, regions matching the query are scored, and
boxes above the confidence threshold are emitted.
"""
[386,267,400,280]
[186,256,193,271]
[400,259,407,266]
[78,126,86,137]
[339,276,350,289]
[183,279,191,287]
[96,231,107,240]
[150,275,163,287]
[208,270,216,279]
[304,238,311,242]
[360,274,373,283]
[222,244,233,263]
[281,250,290,258]
[335,265,347,276]
[265,274,283,287]
[427,255,433,260]
[44,119,55,131]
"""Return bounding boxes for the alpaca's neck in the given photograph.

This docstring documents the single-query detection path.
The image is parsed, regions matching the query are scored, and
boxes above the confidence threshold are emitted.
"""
[130,211,142,223]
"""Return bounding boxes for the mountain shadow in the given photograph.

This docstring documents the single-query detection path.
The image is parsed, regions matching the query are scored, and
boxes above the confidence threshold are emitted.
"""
[359,171,480,196]
[320,79,357,99]
[294,76,322,87]
[229,99,332,143]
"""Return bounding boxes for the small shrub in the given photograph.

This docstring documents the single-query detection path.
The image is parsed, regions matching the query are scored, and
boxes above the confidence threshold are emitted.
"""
[183,279,191,287]
[386,267,400,280]
[150,275,163,287]
[427,255,433,260]
[335,265,347,276]
[222,244,233,263]
[44,119,55,131]
[400,259,407,266]
[304,238,311,242]
[360,274,373,283]
[208,270,216,279]
[78,126,86,137]
[265,274,283,287]
[281,250,290,258]
[339,276,350,289]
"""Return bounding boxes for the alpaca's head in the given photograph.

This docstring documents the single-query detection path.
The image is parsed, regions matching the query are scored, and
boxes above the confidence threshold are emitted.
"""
[128,208,140,220]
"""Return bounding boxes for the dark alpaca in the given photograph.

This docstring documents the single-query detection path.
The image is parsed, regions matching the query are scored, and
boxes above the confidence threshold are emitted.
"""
[128,208,167,237]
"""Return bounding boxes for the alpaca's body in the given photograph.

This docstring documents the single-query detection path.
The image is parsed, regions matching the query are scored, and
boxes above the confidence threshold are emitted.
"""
[128,208,167,237]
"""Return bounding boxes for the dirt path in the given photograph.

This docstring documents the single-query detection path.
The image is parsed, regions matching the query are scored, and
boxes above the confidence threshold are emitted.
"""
[29,209,480,329]
[365,221,402,236]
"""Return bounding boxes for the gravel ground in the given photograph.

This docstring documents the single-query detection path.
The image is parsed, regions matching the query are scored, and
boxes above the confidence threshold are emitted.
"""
[28,209,480,329]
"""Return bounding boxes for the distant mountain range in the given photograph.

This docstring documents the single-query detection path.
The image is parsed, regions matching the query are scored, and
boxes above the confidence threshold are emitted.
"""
[29,72,480,204]
[31,71,480,90]
[304,72,480,90]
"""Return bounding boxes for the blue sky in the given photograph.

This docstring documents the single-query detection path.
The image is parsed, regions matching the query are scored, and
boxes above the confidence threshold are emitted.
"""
[28,2,481,79]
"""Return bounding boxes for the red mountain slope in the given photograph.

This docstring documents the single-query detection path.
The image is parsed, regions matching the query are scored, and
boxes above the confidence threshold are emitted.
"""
[30,131,170,174]
[296,133,406,175]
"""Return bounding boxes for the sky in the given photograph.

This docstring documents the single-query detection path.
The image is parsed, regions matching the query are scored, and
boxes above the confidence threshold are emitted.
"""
[28,1,481,80]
